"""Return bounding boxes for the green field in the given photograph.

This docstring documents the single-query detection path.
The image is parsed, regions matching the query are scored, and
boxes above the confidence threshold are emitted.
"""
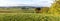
[0,8,59,21]
[0,13,59,21]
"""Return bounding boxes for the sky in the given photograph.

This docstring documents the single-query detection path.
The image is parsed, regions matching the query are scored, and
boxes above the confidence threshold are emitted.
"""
[0,0,55,7]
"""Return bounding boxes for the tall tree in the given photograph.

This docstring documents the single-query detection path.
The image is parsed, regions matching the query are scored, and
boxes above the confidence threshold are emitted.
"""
[48,0,60,14]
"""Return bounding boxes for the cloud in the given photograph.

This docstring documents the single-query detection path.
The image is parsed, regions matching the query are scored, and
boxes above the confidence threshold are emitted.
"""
[0,0,55,7]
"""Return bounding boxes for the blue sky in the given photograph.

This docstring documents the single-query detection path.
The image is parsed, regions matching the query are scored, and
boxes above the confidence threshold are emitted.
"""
[0,0,55,7]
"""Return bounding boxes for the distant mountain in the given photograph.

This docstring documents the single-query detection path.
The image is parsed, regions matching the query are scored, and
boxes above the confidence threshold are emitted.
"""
[0,6,49,8]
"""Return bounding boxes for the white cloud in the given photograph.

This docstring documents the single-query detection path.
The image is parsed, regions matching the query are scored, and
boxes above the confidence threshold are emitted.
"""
[0,0,55,7]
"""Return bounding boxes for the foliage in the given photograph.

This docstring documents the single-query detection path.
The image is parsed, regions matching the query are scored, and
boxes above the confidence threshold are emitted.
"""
[48,0,60,14]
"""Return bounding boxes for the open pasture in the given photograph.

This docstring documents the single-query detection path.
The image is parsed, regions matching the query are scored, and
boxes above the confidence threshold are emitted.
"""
[0,13,59,21]
[0,8,59,21]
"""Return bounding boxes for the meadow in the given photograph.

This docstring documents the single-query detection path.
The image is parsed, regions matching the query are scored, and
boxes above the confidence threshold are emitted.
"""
[0,8,59,21]
[0,13,60,21]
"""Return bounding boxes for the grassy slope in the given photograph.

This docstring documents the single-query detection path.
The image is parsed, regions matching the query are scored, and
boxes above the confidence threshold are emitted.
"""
[0,8,59,21]
[0,13,59,21]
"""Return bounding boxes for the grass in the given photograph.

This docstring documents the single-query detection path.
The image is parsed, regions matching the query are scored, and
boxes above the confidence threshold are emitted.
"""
[0,13,59,21]
[0,8,59,21]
